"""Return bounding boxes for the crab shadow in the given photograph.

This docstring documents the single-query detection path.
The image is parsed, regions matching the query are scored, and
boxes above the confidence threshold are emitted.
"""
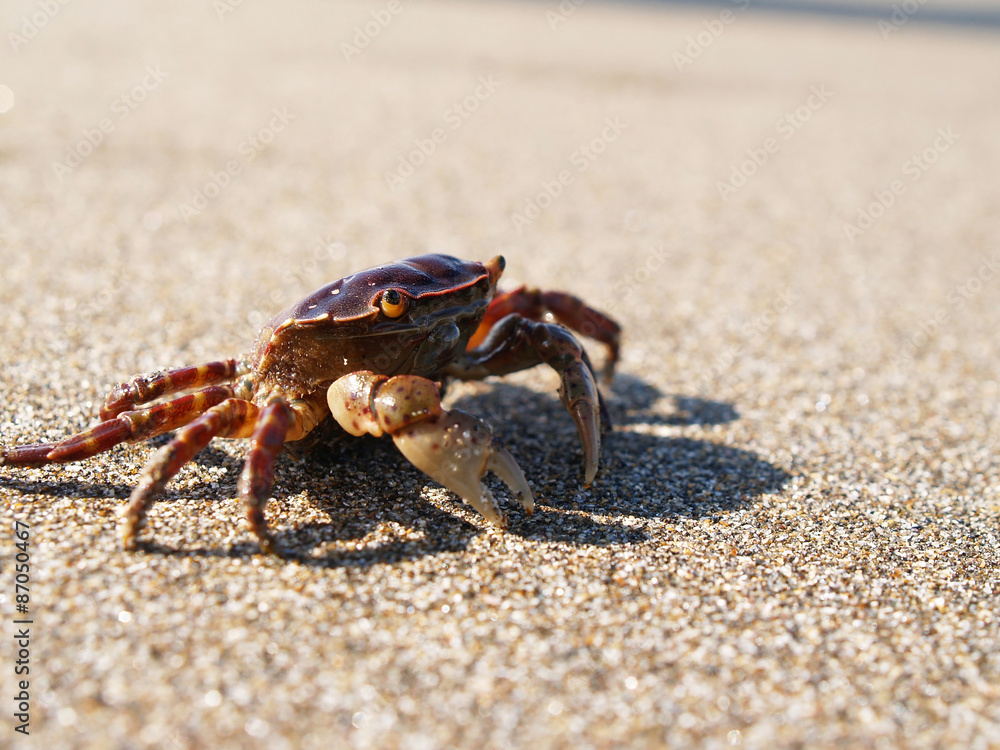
[0,477,136,500]
[446,376,788,525]
[1,375,789,565]
[608,373,740,427]
[255,374,786,566]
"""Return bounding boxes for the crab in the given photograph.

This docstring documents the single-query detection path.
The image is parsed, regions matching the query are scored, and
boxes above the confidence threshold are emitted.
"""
[1,254,620,553]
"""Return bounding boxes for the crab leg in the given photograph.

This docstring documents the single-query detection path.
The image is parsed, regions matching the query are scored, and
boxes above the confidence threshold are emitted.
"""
[233,393,330,553]
[238,399,293,554]
[468,287,621,382]
[100,358,244,419]
[119,398,259,549]
[448,314,606,486]
[1,385,238,468]
[327,372,534,527]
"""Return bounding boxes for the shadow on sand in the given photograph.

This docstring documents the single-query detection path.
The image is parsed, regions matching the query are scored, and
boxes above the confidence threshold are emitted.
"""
[2,375,790,565]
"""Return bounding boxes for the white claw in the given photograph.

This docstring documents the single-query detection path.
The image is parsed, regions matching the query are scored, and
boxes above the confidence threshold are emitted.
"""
[485,448,534,516]
[391,410,535,525]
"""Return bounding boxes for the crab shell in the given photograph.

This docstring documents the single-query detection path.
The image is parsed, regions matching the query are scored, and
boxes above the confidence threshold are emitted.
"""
[250,255,504,394]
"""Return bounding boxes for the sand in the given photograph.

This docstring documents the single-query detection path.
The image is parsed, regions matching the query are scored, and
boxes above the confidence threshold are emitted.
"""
[1,0,998,747]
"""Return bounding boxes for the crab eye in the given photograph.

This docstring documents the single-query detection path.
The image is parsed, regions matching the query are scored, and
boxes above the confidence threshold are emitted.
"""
[380,288,407,318]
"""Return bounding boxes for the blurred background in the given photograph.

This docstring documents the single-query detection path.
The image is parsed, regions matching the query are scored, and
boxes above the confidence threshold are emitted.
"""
[1,0,998,370]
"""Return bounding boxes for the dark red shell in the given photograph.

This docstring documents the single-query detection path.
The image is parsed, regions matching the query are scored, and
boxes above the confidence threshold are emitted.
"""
[275,254,492,326]
[249,255,499,395]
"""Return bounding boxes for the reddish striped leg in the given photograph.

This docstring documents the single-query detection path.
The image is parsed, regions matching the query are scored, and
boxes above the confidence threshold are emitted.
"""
[119,398,259,549]
[101,358,244,419]
[1,385,239,468]
[468,287,621,382]
[239,400,294,554]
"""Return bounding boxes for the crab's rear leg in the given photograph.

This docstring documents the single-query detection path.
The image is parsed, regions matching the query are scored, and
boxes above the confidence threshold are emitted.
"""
[119,398,260,549]
[239,400,293,554]
[468,287,621,382]
[1,385,240,468]
[101,358,244,419]
[327,372,534,527]
[449,314,607,486]
[121,392,327,553]
[239,394,328,553]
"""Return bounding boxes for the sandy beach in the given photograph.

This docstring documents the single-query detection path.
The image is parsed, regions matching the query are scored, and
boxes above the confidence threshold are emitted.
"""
[1,0,998,747]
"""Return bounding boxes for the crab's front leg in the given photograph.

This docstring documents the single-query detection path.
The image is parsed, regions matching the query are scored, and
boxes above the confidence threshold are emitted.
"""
[447,315,607,486]
[327,372,534,526]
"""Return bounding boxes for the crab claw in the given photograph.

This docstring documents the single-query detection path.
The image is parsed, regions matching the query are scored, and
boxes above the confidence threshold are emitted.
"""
[559,361,602,487]
[328,372,534,526]
[456,316,607,487]
[392,411,534,526]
